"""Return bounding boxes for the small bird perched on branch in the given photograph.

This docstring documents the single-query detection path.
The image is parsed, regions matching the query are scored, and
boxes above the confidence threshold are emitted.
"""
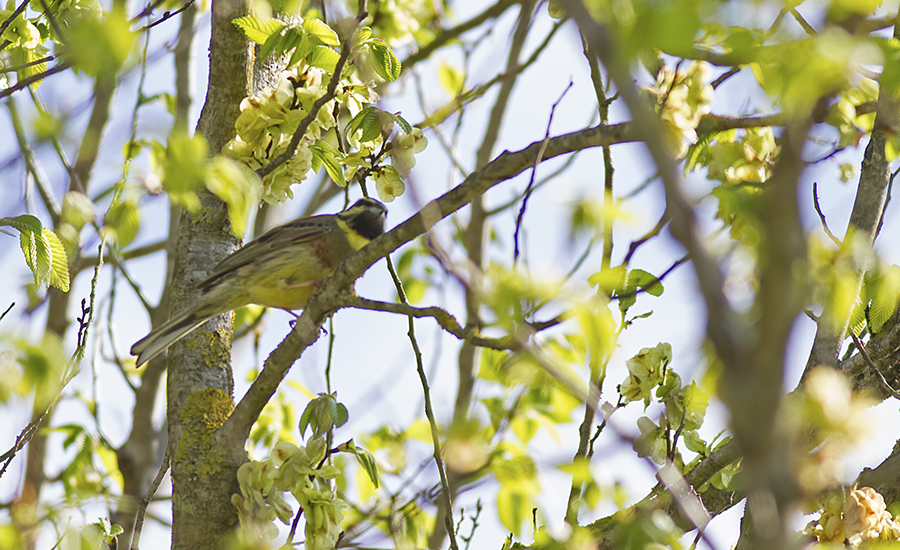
[131,197,387,367]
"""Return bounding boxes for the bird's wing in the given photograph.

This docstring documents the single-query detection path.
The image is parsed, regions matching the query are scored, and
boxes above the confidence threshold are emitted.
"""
[198,215,335,291]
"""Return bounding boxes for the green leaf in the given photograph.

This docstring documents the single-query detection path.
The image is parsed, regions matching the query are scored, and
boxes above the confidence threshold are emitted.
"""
[628,269,664,297]
[299,393,348,438]
[158,132,208,210]
[298,402,314,438]
[103,201,140,248]
[19,228,51,289]
[307,45,340,73]
[60,191,94,231]
[438,63,464,96]
[345,106,385,144]
[683,430,707,453]
[258,25,310,64]
[309,141,347,186]
[259,27,287,62]
[368,39,402,81]
[497,485,531,537]
[9,47,48,92]
[868,264,900,333]
[510,417,538,444]
[354,26,372,44]
[588,265,627,295]
[284,27,311,67]
[336,440,380,489]
[232,15,285,45]
[66,10,134,78]
[616,269,664,313]
[205,156,261,238]
[388,112,412,134]
[0,214,43,234]
[303,18,340,46]
[43,229,70,292]
[335,402,349,428]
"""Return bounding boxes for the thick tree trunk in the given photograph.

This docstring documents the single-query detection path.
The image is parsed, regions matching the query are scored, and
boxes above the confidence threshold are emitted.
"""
[167,0,252,546]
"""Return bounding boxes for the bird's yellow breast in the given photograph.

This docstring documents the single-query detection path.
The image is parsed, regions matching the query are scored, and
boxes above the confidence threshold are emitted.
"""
[238,219,371,310]
[242,253,326,309]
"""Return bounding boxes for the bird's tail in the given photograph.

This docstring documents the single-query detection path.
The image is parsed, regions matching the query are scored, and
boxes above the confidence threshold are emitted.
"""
[131,309,212,367]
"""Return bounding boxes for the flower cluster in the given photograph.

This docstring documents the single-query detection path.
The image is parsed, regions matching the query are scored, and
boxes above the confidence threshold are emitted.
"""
[621,343,711,467]
[232,437,346,549]
[643,61,714,158]
[804,487,900,546]
[223,66,376,204]
[706,126,778,185]
[619,343,672,406]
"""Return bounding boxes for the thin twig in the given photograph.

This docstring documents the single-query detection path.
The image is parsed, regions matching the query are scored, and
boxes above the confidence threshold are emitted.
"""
[6,97,61,224]
[401,0,518,70]
[135,0,196,33]
[384,253,460,550]
[0,54,57,74]
[286,504,304,546]
[711,67,741,89]
[130,446,170,550]
[131,0,167,21]
[36,0,64,42]
[0,62,70,100]
[849,331,900,400]
[346,296,563,350]
[624,210,669,264]
[513,80,573,264]
[812,181,841,245]
[788,7,817,35]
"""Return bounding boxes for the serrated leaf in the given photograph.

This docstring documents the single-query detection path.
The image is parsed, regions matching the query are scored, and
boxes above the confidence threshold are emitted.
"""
[849,297,867,336]
[869,265,900,333]
[55,424,85,450]
[1,214,43,234]
[43,229,70,292]
[11,48,47,92]
[310,141,347,186]
[389,112,412,134]
[298,402,314,438]
[283,27,311,66]
[20,228,52,289]
[232,15,284,45]
[259,27,287,62]
[338,440,380,489]
[345,106,386,144]
[368,39,401,81]
[307,45,340,73]
[354,26,372,43]
[303,18,339,46]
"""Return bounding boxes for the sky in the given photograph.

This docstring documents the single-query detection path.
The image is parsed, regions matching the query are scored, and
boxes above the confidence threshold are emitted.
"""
[1,1,900,549]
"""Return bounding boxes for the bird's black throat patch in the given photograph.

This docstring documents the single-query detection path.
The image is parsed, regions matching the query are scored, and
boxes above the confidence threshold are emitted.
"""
[344,199,387,241]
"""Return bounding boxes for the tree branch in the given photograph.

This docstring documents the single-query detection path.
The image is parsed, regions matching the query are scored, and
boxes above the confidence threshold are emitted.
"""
[224,120,632,439]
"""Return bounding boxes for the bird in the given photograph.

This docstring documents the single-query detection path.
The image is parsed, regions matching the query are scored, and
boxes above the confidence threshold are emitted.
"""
[131,197,387,367]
